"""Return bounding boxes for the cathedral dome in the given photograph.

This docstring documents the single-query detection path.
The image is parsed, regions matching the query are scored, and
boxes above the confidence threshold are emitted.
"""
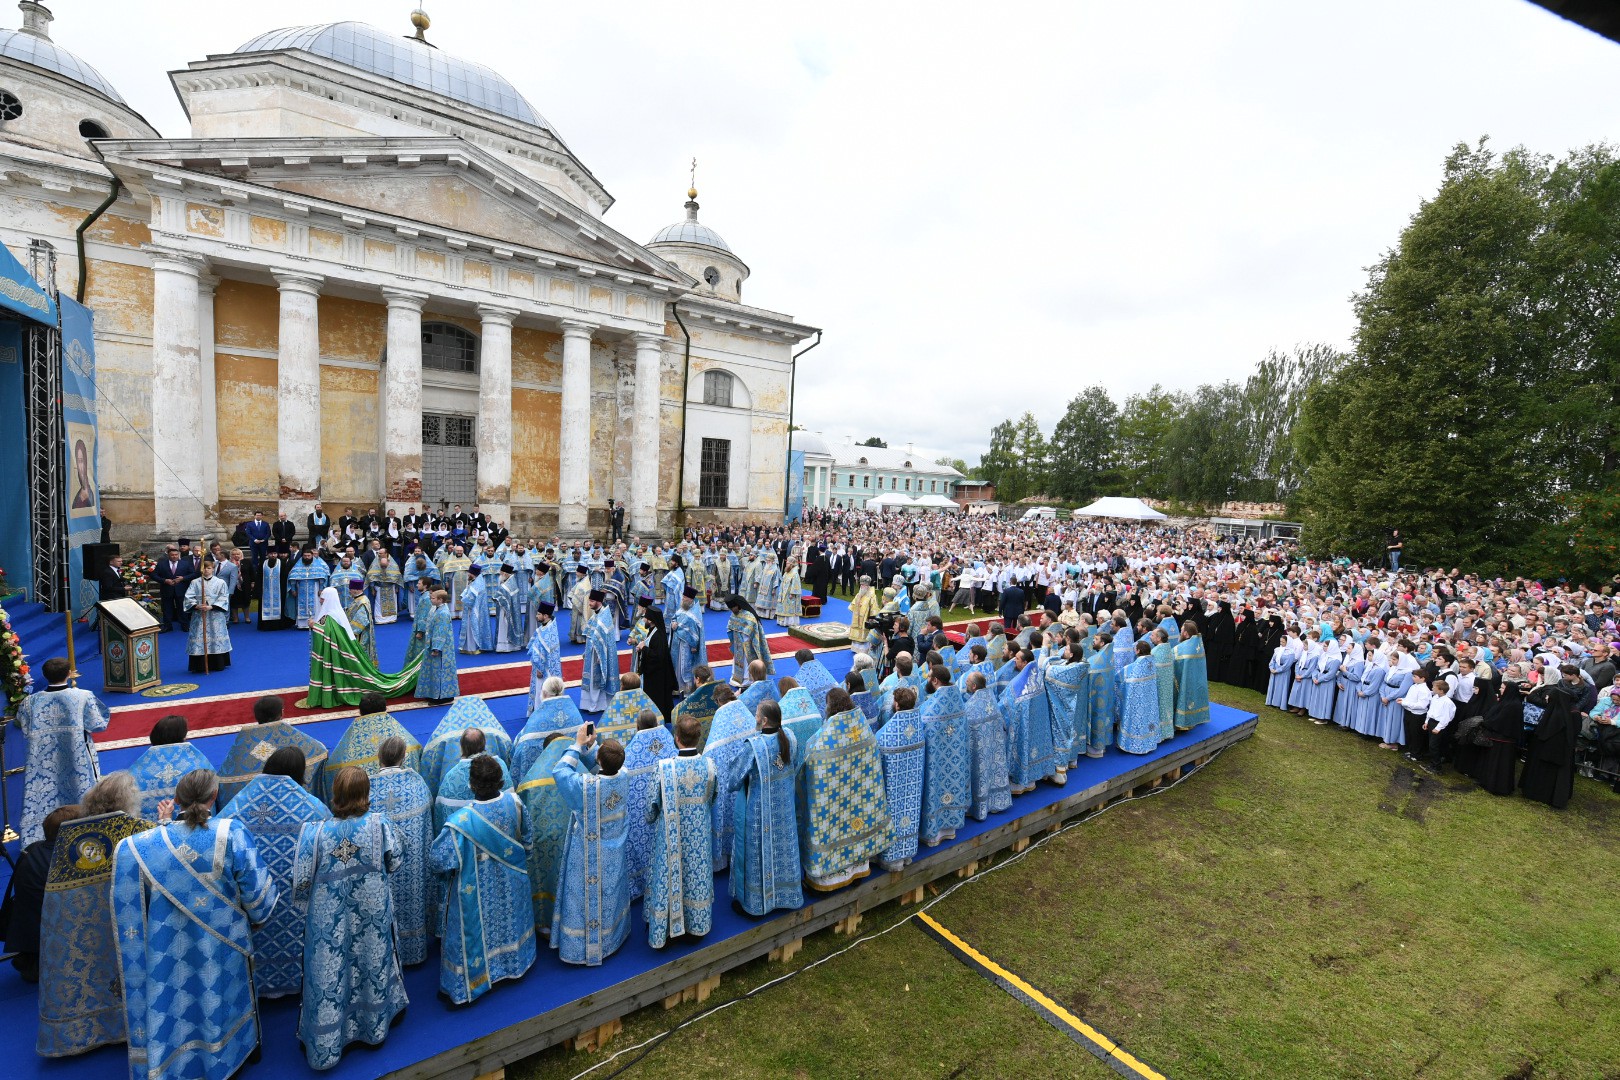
[234,21,552,132]
[649,213,732,254]
[0,6,126,105]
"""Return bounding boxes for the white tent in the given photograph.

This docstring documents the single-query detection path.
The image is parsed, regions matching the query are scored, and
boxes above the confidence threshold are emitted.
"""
[865,493,917,513]
[912,493,960,511]
[1071,496,1167,521]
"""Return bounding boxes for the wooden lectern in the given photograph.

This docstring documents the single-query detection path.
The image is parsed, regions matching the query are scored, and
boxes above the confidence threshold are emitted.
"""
[98,598,161,693]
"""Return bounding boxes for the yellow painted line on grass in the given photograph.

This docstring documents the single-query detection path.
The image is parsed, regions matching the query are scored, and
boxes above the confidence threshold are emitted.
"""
[915,910,1167,1080]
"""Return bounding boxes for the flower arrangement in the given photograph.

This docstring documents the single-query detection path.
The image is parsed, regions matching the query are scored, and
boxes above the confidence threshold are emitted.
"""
[0,563,13,598]
[121,554,163,619]
[0,605,33,713]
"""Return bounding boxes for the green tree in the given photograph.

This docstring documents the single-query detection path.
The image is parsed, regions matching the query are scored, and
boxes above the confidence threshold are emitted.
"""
[1011,412,1049,499]
[977,419,1019,499]
[1048,386,1120,502]
[859,436,888,448]
[1165,382,1249,506]
[1241,343,1345,503]
[1116,386,1183,497]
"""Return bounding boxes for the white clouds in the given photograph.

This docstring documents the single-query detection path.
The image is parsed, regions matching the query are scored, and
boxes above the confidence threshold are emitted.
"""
[41,0,1620,460]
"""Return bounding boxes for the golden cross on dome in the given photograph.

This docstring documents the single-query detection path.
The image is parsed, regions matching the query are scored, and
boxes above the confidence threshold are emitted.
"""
[688,158,698,201]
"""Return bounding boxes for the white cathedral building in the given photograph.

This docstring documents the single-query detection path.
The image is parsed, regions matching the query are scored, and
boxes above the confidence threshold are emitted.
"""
[0,3,818,541]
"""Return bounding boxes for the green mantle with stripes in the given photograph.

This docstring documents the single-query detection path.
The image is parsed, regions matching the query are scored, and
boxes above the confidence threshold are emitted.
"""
[307,616,425,707]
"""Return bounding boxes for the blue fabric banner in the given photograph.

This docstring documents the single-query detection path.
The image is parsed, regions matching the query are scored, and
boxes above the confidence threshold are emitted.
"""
[60,296,99,619]
[0,321,29,597]
[786,449,805,522]
[0,240,55,326]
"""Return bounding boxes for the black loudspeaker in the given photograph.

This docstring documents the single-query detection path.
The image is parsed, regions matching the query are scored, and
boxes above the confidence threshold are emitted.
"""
[82,542,120,581]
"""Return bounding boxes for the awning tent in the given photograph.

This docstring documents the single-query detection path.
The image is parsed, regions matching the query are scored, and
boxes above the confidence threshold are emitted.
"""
[865,493,917,512]
[1071,496,1167,521]
[912,494,959,511]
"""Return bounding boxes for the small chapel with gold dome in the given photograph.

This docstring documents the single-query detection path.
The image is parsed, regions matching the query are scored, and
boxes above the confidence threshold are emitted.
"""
[0,3,817,539]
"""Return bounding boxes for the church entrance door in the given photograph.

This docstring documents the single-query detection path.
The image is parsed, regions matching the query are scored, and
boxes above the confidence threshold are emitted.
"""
[422,412,476,510]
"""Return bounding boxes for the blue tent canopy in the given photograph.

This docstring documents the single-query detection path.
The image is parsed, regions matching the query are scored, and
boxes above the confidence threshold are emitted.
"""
[0,241,56,326]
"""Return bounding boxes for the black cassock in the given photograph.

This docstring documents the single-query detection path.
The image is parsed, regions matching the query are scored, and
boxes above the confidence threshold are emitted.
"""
[1205,603,1237,685]
[1520,681,1582,809]
[639,610,678,721]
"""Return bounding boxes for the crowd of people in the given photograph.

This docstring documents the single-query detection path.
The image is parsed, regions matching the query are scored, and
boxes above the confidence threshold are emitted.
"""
[13,505,1618,1077]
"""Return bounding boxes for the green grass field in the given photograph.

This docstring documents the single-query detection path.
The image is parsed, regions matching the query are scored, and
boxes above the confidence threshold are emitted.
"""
[515,686,1620,1080]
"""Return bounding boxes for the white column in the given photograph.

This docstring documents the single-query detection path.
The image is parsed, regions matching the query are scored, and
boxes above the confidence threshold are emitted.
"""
[149,250,207,538]
[629,331,662,535]
[382,289,427,513]
[197,273,219,521]
[558,319,595,536]
[476,305,518,523]
[273,271,323,520]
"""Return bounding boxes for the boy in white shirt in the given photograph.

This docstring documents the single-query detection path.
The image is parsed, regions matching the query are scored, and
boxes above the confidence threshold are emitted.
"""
[1421,678,1457,774]
[1399,677,1433,761]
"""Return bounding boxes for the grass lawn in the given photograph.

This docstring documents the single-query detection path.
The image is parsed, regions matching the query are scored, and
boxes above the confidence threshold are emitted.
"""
[514,686,1620,1080]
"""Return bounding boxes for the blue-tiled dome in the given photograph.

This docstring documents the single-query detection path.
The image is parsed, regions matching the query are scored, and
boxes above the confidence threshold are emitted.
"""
[0,27,126,104]
[649,201,733,254]
[235,21,551,131]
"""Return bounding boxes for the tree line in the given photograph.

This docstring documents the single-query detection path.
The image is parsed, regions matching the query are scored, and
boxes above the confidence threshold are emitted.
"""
[974,138,1620,584]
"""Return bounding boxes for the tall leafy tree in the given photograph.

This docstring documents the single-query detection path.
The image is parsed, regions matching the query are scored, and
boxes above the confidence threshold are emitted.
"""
[1116,387,1183,496]
[1242,344,1345,502]
[1049,386,1120,502]
[977,419,1019,499]
[1012,412,1049,499]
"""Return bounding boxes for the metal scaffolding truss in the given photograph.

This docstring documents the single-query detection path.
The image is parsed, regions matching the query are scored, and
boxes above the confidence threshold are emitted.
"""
[24,241,63,612]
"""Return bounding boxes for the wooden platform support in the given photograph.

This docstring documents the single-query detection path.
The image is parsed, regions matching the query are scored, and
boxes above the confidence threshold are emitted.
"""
[768,937,804,963]
[899,885,926,906]
[473,1069,505,1080]
[662,973,721,1010]
[1010,837,1031,854]
[566,1018,622,1053]
[956,859,980,879]
[834,912,862,936]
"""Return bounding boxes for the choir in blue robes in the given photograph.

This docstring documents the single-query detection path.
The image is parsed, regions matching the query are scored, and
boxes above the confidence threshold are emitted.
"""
[671,601,705,694]
[112,817,277,1080]
[431,790,536,1002]
[216,719,328,805]
[724,729,803,915]
[622,724,678,900]
[219,773,332,997]
[370,764,435,965]
[513,695,585,781]
[918,686,970,846]
[1288,645,1319,710]
[726,610,774,685]
[1377,665,1414,745]
[319,710,422,802]
[516,738,573,934]
[420,696,514,795]
[1334,653,1363,728]
[127,741,212,820]
[645,752,717,948]
[1309,644,1342,721]
[1351,656,1387,736]
[875,706,925,870]
[414,600,460,702]
[701,701,756,870]
[963,687,1013,820]
[795,658,838,716]
[287,555,330,628]
[799,708,893,890]
[1085,642,1115,758]
[15,684,107,846]
[292,811,409,1069]
[37,811,152,1057]
[1265,640,1298,711]
[1173,634,1212,731]
[551,744,631,966]
[1043,659,1087,771]
[1117,653,1162,754]
[1003,663,1058,793]
[435,754,514,833]
[580,605,619,713]
[526,616,563,714]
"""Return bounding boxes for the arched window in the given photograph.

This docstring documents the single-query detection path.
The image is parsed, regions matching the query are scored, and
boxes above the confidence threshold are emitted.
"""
[422,322,478,373]
[78,118,109,139]
[702,369,734,407]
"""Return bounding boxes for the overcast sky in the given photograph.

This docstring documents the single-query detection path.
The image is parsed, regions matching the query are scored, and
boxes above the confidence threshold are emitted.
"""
[36,0,1620,462]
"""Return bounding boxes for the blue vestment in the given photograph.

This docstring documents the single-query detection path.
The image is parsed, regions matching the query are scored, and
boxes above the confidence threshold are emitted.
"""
[1086,644,1115,758]
[1003,662,1058,792]
[430,791,535,1002]
[112,818,277,1080]
[621,725,678,900]
[918,686,970,846]
[726,611,775,685]
[645,752,717,948]
[580,606,619,713]
[1152,641,1177,742]
[799,708,893,890]
[286,558,330,628]
[526,618,563,714]
[216,719,327,805]
[1118,654,1162,754]
[414,604,460,701]
[1043,660,1087,769]
[551,745,632,966]
[369,765,435,966]
[434,754,514,833]
[516,739,573,933]
[670,604,705,693]
[513,696,585,781]
[602,686,659,744]
[778,687,822,763]
[795,658,838,716]
[963,688,1013,820]
[420,696,514,795]
[701,701,757,870]
[319,711,422,803]
[723,730,804,915]
[15,685,107,846]
[127,742,212,820]
[1174,637,1211,731]
[874,706,925,870]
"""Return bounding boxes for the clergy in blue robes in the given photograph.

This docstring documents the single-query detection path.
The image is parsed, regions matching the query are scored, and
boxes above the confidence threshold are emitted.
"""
[127,715,213,820]
[515,681,586,780]
[1151,631,1177,743]
[800,689,893,891]
[670,588,705,695]
[15,659,108,846]
[621,715,678,900]
[37,775,153,1058]
[661,558,687,615]
[435,742,514,833]
[961,673,1013,820]
[402,554,437,621]
[259,551,286,629]
[1173,625,1212,732]
[551,734,632,966]
[430,756,536,1003]
[645,716,717,948]
[1002,655,1058,793]
[1265,635,1299,711]
[1085,637,1116,759]
[367,551,407,626]
[793,651,839,715]
[580,590,619,713]
[286,549,331,628]
[404,579,435,667]
[219,750,332,998]
[675,671,722,748]
[918,671,970,846]
[1043,655,1087,776]
[459,566,495,654]
[184,562,233,671]
[738,664,781,714]
[112,770,277,1080]
[370,737,436,966]
[420,695,514,795]
[874,688,925,871]
[292,768,408,1070]
[1117,642,1162,754]
[492,566,526,652]
[722,703,803,915]
[725,596,775,687]
[601,676,660,744]
[216,694,327,804]
[777,681,822,760]
[526,602,563,714]
[414,591,460,703]
[345,579,378,667]
[702,693,754,870]
[516,735,573,934]
[318,692,423,802]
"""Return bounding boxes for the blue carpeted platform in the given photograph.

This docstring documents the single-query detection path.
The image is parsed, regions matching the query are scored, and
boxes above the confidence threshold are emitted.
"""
[0,651,1253,1080]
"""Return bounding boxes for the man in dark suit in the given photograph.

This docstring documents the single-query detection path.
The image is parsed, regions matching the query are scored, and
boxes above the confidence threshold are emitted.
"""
[243,510,271,566]
[998,580,1025,632]
[155,543,196,632]
[608,499,625,543]
[99,554,127,601]
[270,510,297,552]
[306,503,330,545]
